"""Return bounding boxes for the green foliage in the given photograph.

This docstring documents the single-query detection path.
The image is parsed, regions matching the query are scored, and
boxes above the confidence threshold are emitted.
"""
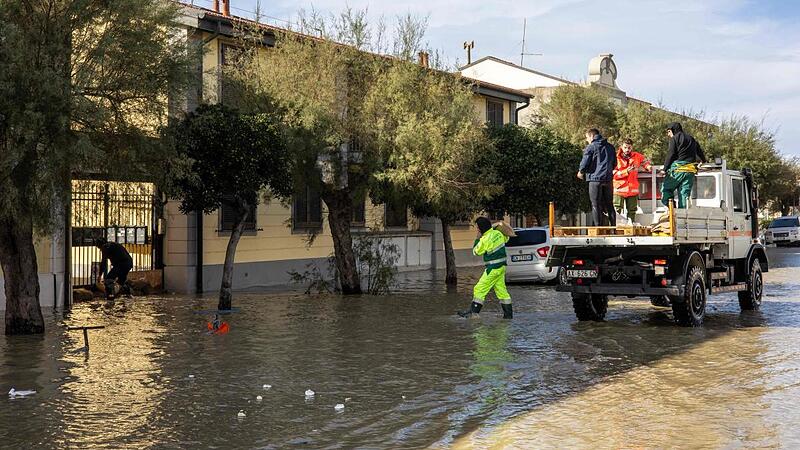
[164,104,293,214]
[483,125,588,221]
[365,61,496,223]
[539,84,619,146]
[0,0,194,232]
[288,235,400,295]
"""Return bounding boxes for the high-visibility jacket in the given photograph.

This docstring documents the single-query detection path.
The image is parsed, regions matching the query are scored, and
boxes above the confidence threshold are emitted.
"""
[613,149,651,198]
[473,228,509,272]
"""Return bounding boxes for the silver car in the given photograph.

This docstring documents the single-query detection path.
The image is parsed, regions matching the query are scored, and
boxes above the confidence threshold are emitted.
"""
[765,216,800,246]
[505,227,562,283]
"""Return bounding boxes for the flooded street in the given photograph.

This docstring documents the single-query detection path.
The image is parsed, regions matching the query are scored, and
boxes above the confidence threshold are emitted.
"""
[2,247,800,449]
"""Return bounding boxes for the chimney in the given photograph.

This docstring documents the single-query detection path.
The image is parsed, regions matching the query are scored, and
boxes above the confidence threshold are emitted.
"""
[418,51,429,68]
[213,0,219,13]
[220,0,230,16]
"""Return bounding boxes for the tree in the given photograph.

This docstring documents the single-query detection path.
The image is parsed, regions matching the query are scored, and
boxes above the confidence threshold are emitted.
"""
[538,84,620,146]
[482,125,588,223]
[365,62,496,285]
[232,9,429,294]
[164,104,292,310]
[0,0,192,334]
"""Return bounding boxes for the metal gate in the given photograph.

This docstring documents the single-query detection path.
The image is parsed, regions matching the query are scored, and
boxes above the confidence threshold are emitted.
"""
[70,180,160,287]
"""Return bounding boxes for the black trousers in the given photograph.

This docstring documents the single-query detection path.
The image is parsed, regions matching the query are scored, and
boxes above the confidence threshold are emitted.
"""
[106,264,132,285]
[589,181,616,227]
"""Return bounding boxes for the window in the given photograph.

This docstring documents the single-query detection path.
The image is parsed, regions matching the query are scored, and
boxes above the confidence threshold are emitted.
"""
[220,43,244,105]
[385,199,408,228]
[351,195,366,226]
[506,229,547,247]
[692,176,717,200]
[486,100,504,127]
[732,178,747,213]
[220,196,257,232]
[293,186,322,229]
[769,218,800,228]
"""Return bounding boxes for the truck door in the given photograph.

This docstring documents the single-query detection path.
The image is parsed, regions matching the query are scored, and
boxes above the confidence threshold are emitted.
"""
[730,176,752,259]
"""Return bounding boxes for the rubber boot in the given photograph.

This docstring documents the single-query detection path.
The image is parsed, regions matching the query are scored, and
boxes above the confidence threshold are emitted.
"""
[104,279,116,300]
[120,282,132,298]
[458,301,483,318]
[501,303,513,319]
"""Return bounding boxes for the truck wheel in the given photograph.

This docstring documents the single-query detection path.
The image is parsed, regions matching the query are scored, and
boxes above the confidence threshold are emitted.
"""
[670,265,706,327]
[738,259,763,311]
[558,267,568,286]
[572,293,608,321]
[650,295,671,307]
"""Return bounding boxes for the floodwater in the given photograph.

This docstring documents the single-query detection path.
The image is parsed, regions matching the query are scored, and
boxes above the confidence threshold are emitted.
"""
[2,248,800,449]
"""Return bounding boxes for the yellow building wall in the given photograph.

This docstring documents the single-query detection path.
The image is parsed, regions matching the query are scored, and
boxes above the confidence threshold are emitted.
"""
[472,95,512,125]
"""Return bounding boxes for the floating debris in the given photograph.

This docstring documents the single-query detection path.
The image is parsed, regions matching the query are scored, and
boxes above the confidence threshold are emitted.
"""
[305,389,315,397]
[344,397,352,402]
[8,388,36,398]
[334,403,345,411]
[401,395,406,400]
[262,384,272,389]
[237,410,246,418]
[256,395,263,401]
[188,375,195,379]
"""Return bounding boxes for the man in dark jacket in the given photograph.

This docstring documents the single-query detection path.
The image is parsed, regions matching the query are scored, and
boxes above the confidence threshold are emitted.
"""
[661,122,707,208]
[94,238,133,299]
[577,128,617,226]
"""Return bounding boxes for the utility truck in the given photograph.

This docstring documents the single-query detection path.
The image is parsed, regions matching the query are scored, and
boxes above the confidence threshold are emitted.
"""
[546,160,767,326]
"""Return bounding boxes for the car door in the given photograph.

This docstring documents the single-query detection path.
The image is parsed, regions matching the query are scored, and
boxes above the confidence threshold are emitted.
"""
[730,176,752,259]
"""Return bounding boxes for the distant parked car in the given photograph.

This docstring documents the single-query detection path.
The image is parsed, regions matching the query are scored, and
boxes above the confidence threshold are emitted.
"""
[764,216,800,246]
[505,227,563,283]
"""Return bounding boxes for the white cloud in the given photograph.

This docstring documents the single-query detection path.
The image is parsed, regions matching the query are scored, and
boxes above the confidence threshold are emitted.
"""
[233,0,800,154]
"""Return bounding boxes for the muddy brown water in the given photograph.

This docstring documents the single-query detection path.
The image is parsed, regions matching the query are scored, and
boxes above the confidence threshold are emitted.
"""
[2,248,800,449]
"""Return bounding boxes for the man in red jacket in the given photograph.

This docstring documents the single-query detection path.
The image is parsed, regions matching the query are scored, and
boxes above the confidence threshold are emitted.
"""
[613,139,652,223]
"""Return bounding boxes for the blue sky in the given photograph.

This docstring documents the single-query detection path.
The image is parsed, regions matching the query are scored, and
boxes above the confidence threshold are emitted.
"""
[209,0,800,156]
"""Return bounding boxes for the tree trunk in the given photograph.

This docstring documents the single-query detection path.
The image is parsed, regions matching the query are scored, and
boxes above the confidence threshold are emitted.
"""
[323,190,362,295]
[441,218,458,286]
[218,202,248,310]
[0,213,45,335]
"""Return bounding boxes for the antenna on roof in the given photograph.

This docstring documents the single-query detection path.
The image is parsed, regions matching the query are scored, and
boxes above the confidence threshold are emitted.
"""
[520,18,542,66]
[463,41,475,64]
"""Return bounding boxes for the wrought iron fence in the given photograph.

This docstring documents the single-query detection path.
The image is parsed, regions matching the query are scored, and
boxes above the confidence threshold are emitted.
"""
[71,181,158,287]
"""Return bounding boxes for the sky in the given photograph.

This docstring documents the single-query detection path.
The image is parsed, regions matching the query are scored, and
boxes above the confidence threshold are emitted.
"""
[206,0,800,156]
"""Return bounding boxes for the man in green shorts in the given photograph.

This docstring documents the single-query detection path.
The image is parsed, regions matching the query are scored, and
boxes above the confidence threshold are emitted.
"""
[661,122,707,208]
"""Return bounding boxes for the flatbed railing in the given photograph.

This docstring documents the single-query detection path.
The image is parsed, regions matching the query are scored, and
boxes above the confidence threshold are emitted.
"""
[549,201,675,238]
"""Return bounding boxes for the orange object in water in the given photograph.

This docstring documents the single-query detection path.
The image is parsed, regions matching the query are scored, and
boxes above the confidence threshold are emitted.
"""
[206,321,230,335]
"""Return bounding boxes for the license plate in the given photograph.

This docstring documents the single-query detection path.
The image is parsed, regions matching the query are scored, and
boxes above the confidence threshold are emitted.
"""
[511,254,533,262]
[775,233,789,238]
[567,269,598,278]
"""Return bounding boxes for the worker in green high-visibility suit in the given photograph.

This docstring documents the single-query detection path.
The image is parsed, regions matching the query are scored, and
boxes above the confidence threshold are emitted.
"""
[661,122,707,208]
[458,217,513,319]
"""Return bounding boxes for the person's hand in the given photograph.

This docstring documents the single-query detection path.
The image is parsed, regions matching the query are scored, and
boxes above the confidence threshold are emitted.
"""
[576,171,584,180]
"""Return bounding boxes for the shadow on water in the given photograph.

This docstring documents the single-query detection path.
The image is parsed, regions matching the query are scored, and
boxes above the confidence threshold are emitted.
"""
[0,248,798,448]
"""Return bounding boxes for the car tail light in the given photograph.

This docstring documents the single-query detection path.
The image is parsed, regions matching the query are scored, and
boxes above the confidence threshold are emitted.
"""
[654,259,667,265]
[661,278,668,286]
[537,246,550,258]
[573,259,584,266]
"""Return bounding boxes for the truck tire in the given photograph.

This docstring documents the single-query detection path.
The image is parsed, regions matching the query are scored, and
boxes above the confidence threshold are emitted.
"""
[572,293,608,321]
[650,295,671,307]
[670,265,706,327]
[738,259,763,311]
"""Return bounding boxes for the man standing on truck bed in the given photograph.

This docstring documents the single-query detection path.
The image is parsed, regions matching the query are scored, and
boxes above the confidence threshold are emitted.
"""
[577,128,617,226]
[661,122,707,208]
[613,138,652,223]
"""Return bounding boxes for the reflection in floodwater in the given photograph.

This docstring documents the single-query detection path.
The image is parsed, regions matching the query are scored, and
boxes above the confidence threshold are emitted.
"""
[1,248,800,448]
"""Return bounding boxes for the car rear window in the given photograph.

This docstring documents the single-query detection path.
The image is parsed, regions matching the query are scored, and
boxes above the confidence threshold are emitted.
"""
[769,218,800,228]
[506,229,547,247]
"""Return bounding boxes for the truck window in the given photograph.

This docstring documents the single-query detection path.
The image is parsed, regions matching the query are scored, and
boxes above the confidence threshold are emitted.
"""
[507,229,547,247]
[692,176,716,199]
[732,178,746,213]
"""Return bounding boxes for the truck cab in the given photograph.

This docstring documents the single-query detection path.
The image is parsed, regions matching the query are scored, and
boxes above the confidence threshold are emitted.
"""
[547,160,768,326]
